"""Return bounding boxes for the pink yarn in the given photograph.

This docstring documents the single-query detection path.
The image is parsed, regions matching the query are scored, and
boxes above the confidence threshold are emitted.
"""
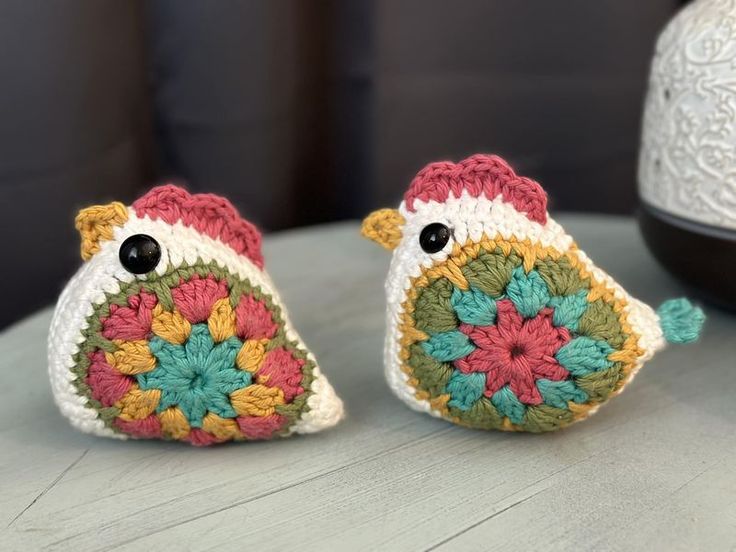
[171,274,229,323]
[186,428,221,446]
[86,351,133,407]
[114,415,162,439]
[236,414,287,439]
[101,292,157,341]
[403,154,548,224]
[132,184,264,268]
[235,294,278,340]
[457,300,570,404]
[256,348,305,401]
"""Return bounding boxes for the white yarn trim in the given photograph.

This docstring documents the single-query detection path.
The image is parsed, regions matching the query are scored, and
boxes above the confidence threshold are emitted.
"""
[383,192,666,415]
[48,210,343,439]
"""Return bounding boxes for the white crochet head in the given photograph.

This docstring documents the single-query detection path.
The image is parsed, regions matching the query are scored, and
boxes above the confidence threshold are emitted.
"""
[48,185,343,444]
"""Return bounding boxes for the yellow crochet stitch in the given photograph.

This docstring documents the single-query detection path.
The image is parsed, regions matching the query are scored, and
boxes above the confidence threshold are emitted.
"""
[361,208,405,250]
[75,202,128,260]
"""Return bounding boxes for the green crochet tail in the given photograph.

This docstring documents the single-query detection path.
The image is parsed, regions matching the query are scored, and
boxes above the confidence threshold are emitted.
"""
[657,298,705,344]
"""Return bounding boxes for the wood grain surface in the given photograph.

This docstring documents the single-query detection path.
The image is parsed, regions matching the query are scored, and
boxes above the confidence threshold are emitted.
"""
[1,216,734,551]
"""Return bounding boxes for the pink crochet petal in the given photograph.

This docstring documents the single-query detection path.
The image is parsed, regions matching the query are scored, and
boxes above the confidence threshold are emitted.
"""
[235,294,278,340]
[463,324,501,350]
[114,415,162,439]
[520,307,571,356]
[508,369,544,405]
[86,351,133,407]
[101,292,157,341]
[533,359,569,381]
[484,367,510,398]
[494,300,524,340]
[186,428,221,447]
[236,414,288,439]
[256,348,304,401]
[455,347,498,374]
[172,274,229,323]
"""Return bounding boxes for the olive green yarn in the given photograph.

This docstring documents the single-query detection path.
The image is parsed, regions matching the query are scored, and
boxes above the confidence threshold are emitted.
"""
[146,280,175,311]
[574,365,622,402]
[228,277,253,309]
[577,299,625,348]
[534,256,589,296]
[414,278,457,333]
[97,406,122,424]
[524,404,575,433]
[408,344,454,396]
[460,249,521,297]
[449,397,504,430]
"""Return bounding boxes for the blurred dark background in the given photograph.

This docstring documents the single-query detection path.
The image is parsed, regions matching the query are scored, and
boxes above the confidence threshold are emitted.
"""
[0,0,685,328]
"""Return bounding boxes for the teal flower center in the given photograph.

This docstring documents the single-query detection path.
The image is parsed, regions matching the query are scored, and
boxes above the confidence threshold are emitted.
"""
[138,323,251,428]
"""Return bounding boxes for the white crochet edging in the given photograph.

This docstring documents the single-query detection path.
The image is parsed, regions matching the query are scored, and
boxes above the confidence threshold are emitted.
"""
[48,210,343,439]
[383,192,666,417]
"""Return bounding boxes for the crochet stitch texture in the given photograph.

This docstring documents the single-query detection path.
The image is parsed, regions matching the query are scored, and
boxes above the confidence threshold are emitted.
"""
[362,154,704,432]
[48,185,343,444]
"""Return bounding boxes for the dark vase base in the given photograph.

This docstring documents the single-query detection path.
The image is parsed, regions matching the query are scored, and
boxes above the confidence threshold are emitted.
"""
[639,203,736,312]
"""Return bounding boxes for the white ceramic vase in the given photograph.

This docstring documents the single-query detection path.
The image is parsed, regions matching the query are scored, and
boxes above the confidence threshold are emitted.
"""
[639,0,736,308]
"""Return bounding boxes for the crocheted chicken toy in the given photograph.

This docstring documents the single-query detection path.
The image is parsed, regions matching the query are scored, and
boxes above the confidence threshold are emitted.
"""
[362,154,704,432]
[48,185,343,445]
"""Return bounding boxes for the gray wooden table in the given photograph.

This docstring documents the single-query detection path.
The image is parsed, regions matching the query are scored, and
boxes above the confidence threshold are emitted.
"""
[2,215,735,551]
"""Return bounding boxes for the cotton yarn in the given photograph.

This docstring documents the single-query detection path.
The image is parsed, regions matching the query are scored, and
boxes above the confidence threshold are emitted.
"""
[48,185,343,445]
[362,154,705,432]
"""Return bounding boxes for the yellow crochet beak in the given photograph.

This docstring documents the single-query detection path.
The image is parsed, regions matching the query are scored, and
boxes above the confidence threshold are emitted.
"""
[75,201,129,261]
[361,208,405,251]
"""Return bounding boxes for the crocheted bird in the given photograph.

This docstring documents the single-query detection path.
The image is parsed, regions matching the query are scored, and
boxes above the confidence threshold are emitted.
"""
[49,185,343,445]
[362,154,704,432]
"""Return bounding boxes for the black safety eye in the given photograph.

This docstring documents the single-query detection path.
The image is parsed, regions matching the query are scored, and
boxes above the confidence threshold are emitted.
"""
[119,234,161,274]
[419,223,451,253]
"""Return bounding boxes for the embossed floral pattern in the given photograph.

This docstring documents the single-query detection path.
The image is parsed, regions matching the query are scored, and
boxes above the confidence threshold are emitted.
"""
[640,0,736,230]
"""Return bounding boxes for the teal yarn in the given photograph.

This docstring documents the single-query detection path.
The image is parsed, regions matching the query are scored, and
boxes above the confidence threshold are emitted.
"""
[140,324,251,427]
[446,371,486,411]
[490,386,526,424]
[451,287,497,325]
[537,379,588,409]
[555,336,613,376]
[421,330,476,362]
[548,290,589,331]
[506,267,551,318]
[657,298,705,344]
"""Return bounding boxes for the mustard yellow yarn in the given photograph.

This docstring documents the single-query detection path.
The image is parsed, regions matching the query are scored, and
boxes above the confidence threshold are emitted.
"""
[75,201,129,261]
[361,208,405,250]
